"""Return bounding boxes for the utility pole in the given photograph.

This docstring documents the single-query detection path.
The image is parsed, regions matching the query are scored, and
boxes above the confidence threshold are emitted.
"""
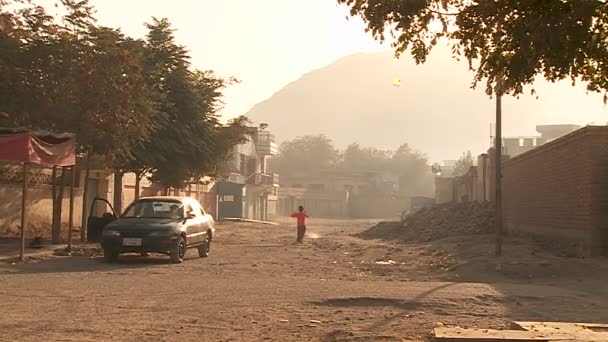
[495,77,503,257]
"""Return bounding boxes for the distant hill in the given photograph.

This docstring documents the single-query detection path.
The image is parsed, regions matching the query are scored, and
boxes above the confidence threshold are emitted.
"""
[246,48,607,162]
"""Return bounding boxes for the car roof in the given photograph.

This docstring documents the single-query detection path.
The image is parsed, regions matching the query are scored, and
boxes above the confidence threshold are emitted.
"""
[138,196,200,204]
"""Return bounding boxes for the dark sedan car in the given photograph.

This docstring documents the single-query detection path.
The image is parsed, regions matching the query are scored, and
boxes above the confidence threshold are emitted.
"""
[100,196,215,263]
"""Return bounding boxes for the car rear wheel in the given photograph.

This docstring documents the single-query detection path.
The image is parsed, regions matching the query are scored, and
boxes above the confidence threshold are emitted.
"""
[103,249,119,262]
[170,236,186,263]
[198,234,211,258]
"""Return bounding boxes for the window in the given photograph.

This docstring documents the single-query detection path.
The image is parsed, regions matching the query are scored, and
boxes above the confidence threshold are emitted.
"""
[122,199,183,219]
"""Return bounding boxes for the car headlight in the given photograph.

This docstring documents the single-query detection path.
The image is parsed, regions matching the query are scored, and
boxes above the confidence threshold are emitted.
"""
[102,229,121,237]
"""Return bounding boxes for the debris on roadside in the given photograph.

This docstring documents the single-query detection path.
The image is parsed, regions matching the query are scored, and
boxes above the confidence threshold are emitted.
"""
[358,202,495,242]
[374,260,397,265]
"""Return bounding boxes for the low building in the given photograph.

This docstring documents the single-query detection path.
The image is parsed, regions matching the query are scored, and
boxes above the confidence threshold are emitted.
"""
[278,169,407,219]
[502,124,581,157]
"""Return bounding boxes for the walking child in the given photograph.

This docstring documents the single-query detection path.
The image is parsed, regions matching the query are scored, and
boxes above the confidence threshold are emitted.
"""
[291,205,309,243]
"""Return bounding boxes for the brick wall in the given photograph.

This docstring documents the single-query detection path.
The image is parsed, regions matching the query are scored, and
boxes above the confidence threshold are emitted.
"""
[502,126,608,256]
[435,177,454,204]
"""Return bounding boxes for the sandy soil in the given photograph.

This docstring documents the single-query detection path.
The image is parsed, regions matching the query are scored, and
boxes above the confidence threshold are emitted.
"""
[1,217,608,341]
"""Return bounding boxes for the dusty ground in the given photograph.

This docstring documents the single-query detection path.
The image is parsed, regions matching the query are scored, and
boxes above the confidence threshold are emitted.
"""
[1,218,608,341]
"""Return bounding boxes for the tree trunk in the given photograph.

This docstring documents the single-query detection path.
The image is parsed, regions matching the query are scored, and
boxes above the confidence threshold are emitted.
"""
[113,171,123,215]
[51,166,59,243]
[55,167,67,243]
[134,171,142,201]
[19,163,29,262]
[80,154,91,243]
[67,166,76,252]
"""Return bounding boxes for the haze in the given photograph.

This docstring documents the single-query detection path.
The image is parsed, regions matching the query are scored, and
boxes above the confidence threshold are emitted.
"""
[63,0,606,160]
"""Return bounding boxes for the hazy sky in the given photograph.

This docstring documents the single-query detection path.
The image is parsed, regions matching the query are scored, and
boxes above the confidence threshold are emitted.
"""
[45,0,606,140]
[71,0,388,120]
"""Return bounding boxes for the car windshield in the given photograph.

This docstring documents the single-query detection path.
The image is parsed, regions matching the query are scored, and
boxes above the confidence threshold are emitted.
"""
[122,199,184,219]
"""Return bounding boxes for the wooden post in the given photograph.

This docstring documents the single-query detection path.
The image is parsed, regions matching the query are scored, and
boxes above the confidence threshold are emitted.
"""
[51,166,59,243]
[67,166,76,252]
[216,194,220,221]
[81,154,90,243]
[54,167,67,244]
[19,163,29,262]
[495,78,503,257]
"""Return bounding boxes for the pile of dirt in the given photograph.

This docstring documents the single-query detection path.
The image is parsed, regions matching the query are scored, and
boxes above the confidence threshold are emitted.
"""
[359,202,495,242]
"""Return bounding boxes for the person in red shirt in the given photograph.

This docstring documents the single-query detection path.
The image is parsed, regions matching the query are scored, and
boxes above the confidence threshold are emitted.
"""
[291,205,309,243]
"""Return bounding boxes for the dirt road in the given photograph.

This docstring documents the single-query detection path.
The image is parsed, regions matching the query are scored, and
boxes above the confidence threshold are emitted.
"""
[1,218,608,341]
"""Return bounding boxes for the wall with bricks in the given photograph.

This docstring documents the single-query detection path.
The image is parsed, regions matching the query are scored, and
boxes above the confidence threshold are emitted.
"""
[502,126,608,256]
[434,177,454,204]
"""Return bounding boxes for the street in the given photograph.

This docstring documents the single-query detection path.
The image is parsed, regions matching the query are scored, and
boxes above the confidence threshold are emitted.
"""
[1,218,608,341]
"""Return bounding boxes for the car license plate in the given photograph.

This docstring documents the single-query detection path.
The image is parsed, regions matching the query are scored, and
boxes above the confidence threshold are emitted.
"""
[122,238,142,247]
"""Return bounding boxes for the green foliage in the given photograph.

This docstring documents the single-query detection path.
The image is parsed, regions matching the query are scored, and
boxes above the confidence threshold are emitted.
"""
[271,136,432,196]
[1,0,155,160]
[340,143,391,171]
[338,0,608,101]
[269,135,340,176]
[0,1,248,188]
[136,18,244,188]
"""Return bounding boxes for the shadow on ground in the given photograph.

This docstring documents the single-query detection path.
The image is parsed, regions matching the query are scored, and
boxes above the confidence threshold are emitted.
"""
[1,253,204,274]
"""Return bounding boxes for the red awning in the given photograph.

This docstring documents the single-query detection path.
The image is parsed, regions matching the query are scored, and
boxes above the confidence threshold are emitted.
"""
[0,130,76,166]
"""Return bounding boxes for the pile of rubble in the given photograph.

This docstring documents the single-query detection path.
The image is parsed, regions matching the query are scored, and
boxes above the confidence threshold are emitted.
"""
[359,202,495,242]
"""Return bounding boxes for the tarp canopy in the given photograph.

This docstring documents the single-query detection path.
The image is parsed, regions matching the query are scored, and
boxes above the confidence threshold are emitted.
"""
[0,128,76,166]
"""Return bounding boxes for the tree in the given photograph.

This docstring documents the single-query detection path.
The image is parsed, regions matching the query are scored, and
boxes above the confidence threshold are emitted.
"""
[339,0,608,256]
[272,137,433,196]
[269,135,339,177]
[390,143,432,196]
[453,151,474,176]
[1,0,157,230]
[339,143,391,171]
[132,18,246,190]
[1,0,157,169]
[337,0,608,101]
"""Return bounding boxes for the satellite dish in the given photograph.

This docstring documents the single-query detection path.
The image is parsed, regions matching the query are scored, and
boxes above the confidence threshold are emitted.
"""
[431,163,442,174]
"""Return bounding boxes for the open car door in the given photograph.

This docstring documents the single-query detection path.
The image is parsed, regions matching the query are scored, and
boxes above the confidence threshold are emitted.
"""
[87,198,117,243]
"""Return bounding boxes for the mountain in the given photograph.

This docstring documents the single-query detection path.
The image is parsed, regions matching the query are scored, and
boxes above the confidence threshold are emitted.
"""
[246,48,608,162]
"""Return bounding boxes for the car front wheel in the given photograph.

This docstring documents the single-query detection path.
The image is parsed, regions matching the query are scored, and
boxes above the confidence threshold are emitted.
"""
[198,234,211,258]
[170,236,186,263]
